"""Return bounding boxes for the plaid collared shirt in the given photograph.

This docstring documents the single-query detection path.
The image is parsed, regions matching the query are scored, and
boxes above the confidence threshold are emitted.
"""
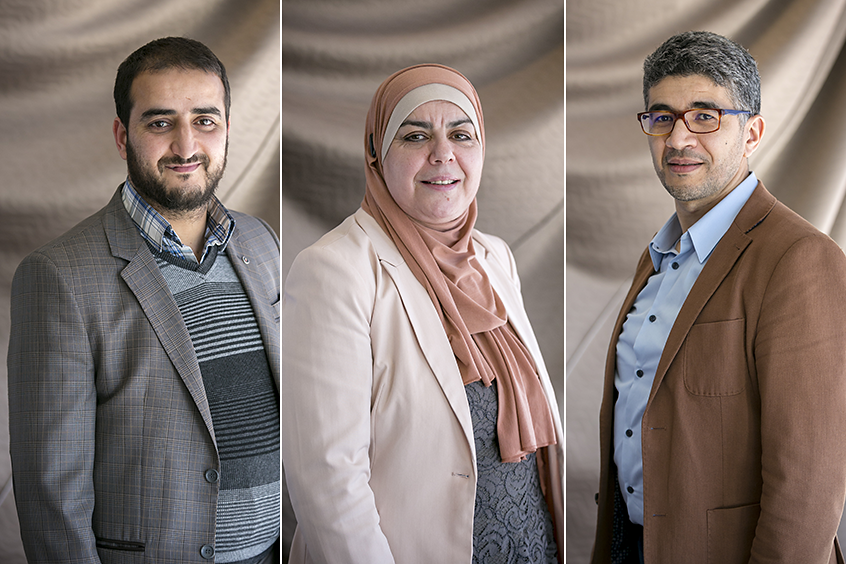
[121,179,235,264]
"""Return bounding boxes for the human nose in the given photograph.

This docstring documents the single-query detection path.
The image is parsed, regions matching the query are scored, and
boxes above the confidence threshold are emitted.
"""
[429,135,455,164]
[171,122,198,159]
[664,115,697,150]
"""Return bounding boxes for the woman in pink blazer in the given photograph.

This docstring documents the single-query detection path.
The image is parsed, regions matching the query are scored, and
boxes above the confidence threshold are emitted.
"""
[282,65,563,563]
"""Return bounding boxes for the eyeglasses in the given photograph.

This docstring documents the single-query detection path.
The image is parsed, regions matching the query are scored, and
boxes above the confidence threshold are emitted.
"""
[637,108,752,136]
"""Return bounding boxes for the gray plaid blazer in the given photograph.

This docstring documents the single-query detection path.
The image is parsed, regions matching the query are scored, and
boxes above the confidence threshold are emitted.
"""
[8,187,280,563]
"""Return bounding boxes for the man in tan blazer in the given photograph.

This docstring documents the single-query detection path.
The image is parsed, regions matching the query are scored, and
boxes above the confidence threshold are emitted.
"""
[592,31,846,563]
[8,38,281,563]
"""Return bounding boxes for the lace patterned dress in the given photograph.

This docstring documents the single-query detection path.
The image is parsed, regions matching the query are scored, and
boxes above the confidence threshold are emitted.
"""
[466,379,558,563]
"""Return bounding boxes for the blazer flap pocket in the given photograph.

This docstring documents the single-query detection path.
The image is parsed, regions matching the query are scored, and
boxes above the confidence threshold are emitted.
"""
[96,538,145,552]
[707,503,759,564]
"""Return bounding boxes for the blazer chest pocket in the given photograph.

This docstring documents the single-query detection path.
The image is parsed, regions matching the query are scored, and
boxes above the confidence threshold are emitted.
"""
[682,318,746,396]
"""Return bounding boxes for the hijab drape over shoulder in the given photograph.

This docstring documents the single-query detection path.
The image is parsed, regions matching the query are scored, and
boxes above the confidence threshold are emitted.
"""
[361,64,556,463]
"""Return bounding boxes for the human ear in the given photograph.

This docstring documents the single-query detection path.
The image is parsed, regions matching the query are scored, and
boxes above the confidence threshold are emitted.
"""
[743,114,765,158]
[113,117,128,161]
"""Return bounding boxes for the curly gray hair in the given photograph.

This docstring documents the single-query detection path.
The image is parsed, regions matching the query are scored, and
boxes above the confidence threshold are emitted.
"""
[643,31,760,116]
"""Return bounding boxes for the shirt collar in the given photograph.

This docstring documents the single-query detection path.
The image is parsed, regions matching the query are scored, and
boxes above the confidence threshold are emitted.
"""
[649,171,758,270]
[120,179,236,260]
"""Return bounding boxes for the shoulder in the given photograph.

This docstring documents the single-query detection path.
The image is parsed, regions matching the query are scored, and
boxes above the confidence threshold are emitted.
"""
[472,229,519,281]
[289,209,391,269]
[755,199,844,260]
[230,211,280,251]
[740,183,838,248]
[285,211,383,293]
[18,201,118,274]
[732,196,846,301]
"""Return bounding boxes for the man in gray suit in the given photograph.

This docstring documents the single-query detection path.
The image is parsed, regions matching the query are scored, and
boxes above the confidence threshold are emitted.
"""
[8,37,280,563]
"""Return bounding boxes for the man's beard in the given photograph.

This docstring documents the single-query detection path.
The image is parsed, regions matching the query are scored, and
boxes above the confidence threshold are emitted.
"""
[126,138,227,215]
[657,137,744,204]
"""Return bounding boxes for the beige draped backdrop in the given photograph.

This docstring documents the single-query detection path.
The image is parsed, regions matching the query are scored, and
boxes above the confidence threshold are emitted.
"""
[0,1,279,561]
[567,0,846,561]
[282,0,563,556]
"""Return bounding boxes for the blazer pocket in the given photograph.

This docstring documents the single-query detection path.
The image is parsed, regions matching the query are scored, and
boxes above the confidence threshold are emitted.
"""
[707,503,759,564]
[683,318,747,396]
[95,538,145,552]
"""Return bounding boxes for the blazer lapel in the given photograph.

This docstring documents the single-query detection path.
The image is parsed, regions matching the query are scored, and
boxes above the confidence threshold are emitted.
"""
[102,188,216,444]
[647,183,776,405]
[227,234,280,390]
[473,237,544,377]
[354,209,477,456]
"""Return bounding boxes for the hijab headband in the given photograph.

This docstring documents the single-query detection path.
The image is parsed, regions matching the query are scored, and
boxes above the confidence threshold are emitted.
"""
[381,83,481,163]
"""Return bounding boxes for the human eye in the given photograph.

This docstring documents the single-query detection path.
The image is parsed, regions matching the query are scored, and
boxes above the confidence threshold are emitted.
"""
[401,131,427,142]
[691,110,718,122]
[148,119,171,130]
[451,130,474,142]
[195,117,217,128]
[652,112,673,123]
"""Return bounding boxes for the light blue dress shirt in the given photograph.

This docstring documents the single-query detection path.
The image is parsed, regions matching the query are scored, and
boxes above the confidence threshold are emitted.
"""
[613,172,759,525]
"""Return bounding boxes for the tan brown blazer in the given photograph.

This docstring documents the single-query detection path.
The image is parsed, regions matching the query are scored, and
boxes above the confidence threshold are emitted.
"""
[8,187,280,563]
[593,183,846,564]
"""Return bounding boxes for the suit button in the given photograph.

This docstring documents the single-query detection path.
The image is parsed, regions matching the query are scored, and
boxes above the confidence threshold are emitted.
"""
[205,469,220,483]
[672,262,679,270]
[627,486,634,494]
[636,369,644,378]
[625,429,633,437]
[649,315,657,322]
[200,544,215,559]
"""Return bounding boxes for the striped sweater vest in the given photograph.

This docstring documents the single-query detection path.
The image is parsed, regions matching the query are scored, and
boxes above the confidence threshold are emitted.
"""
[151,245,280,563]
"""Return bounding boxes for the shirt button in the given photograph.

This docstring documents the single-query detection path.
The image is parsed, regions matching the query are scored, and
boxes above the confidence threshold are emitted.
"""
[200,544,215,559]
[649,315,657,323]
[242,255,250,264]
[627,486,635,494]
[626,429,633,437]
[672,262,680,270]
[204,469,219,483]
[636,369,644,378]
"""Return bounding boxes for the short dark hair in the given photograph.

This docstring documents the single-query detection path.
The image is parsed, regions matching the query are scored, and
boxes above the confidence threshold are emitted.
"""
[114,37,230,127]
[643,31,761,116]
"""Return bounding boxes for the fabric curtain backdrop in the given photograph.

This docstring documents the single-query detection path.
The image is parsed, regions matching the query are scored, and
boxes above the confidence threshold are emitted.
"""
[0,1,279,562]
[282,0,563,555]
[567,0,846,561]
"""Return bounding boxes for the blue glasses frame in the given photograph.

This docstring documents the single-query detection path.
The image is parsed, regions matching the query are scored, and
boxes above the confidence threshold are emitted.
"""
[637,108,752,136]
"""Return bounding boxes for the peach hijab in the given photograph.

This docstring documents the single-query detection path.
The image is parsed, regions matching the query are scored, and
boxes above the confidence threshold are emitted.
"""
[361,64,555,463]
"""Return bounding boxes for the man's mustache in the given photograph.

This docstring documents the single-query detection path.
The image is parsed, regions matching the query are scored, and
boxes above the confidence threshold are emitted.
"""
[158,154,210,169]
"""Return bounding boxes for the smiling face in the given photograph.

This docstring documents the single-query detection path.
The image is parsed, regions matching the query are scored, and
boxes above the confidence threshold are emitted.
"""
[381,100,483,229]
[113,68,229,217]
[646,74,764,224]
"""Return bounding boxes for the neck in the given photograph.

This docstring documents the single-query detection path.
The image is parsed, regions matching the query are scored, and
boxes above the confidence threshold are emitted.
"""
[675,202,712,234]
[674,168,750,233]
[158,205,208,261]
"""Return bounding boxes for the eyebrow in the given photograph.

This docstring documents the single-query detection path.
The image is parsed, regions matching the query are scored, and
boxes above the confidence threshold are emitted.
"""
[139,106,223,120]
[398,117,473,129]
[647,100,722,112]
